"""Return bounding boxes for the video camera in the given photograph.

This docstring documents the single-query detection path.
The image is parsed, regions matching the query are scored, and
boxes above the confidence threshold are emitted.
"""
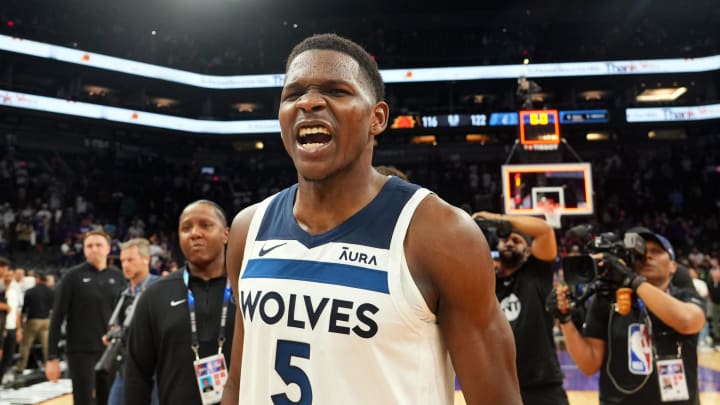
[474,217,513,250]
[561,224,645,301]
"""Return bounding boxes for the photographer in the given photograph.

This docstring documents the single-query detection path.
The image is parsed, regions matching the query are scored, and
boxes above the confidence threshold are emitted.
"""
[551,231,705,404]
[103,238,158,405]
[472,211,567,405]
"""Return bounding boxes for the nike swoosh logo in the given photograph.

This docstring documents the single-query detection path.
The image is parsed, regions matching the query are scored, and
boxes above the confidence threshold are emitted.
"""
[259,242,287,257]
[83,278,92,283]
[170,299,186,307]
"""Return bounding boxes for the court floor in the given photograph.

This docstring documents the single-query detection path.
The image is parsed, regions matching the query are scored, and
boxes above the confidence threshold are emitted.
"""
[8,350,720,404]
[454,349,720,404]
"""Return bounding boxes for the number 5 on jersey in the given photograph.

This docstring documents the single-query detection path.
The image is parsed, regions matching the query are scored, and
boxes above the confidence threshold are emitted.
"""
[272,340,312,405]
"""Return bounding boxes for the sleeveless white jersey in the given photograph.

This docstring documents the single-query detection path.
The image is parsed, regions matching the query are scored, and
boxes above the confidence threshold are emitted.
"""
[238,177,454,404]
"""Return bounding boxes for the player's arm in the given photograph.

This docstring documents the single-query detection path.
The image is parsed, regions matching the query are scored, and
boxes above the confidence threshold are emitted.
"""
[635,283,705,334]
[554,283,605,375]
[472,211,557,261]
[407,197,521,404]
[221,204,258,405]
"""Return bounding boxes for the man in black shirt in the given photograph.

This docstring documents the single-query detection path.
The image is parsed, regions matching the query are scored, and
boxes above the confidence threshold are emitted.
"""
[47,230,126,405]
[124,200,235,405]
[473,211,567,405]
[553,231,705,404]
[16,273,54,373]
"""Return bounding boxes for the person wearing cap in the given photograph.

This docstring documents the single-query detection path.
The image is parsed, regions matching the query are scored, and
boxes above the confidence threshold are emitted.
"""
[553,230,706,404]
[472,211,567,405]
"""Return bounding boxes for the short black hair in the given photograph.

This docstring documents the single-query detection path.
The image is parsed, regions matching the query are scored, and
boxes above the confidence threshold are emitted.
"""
[286,33,385,102]
[0,256,9,267]
[183,200,228,226]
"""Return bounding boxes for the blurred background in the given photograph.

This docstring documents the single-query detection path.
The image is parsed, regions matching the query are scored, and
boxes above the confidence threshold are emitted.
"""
[0,1,718,401]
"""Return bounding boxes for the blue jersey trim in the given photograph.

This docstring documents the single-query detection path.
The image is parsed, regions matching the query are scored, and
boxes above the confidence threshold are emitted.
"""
[242,258,389,294]
[256,177,421,250]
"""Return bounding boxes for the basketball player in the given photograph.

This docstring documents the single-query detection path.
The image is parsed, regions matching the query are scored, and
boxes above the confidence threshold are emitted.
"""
[220,33,520,405]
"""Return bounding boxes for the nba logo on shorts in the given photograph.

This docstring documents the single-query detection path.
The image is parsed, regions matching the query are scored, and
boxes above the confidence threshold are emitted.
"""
[627,323,653,375]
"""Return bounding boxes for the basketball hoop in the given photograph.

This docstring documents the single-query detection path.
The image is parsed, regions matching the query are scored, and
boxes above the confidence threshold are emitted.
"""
[539,200,562,229]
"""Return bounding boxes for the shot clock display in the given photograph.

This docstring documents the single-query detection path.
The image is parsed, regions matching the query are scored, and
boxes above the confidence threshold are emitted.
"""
[518,110,560,146]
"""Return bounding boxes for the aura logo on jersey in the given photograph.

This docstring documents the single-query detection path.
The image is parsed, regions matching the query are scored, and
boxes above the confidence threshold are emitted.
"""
[241,290,379,338]
[338,246,378,266]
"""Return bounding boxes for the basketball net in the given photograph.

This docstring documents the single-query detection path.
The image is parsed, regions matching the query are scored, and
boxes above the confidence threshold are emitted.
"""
[540,201,562,229]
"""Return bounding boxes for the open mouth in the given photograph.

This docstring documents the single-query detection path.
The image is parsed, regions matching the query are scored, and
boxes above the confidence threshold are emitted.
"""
[298,126,332,149]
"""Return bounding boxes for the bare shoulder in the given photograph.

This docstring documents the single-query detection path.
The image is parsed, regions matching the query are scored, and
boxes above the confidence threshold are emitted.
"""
[226,203,262,282]
[410,194,480,243]
[229,202,261,234]
[407,193,488,266]
[405,194,495,312]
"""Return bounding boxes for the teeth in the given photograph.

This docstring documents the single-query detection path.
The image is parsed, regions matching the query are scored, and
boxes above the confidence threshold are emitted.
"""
[298,126,330,137]
[301,142,325,150]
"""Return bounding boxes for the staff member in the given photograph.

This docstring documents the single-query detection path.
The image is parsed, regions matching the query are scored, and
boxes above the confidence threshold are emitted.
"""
[47,230,125,405]
[124,200,235,404]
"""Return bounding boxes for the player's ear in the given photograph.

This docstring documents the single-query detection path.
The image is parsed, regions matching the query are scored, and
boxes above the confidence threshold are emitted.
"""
[370,101,389,136]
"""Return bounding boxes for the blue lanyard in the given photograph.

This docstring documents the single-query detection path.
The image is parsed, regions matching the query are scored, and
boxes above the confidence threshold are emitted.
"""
[182,268,232,360]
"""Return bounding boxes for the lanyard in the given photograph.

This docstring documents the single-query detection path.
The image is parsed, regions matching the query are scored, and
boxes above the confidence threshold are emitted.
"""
[183,268,232,360]
[121,275,154,329]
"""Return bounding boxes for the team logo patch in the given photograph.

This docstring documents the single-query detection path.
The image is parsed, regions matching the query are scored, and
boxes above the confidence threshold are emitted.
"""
[627,323,653,375]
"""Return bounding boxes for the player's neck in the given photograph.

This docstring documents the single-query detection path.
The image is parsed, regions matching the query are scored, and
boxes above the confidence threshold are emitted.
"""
[294,171,387,235]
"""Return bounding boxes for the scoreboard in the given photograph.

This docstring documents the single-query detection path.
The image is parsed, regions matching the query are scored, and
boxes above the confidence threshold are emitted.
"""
[390,109,608,129]
[518,110,560,146]
[391,113,487,129]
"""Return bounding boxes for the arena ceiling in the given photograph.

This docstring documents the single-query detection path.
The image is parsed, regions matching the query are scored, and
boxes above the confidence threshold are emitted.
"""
[0,0,718,151]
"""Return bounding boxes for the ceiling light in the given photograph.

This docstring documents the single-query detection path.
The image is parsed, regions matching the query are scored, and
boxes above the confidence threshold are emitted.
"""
[586,132,611,141]
[648,128,686,140]
[466,134,492,143]
[636,87,687,102]
[578,90,609,101]
[152,97,179,108]
[83,85,111,96]
[232,102,259,112]
[411,135,437,146]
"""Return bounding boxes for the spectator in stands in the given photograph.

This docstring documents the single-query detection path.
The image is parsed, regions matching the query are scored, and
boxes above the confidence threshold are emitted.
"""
[689,266,711,349]
[60,235,77,267]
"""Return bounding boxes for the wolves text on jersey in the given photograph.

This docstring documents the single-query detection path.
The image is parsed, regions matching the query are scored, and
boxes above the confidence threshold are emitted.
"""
[241,290,379,338]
